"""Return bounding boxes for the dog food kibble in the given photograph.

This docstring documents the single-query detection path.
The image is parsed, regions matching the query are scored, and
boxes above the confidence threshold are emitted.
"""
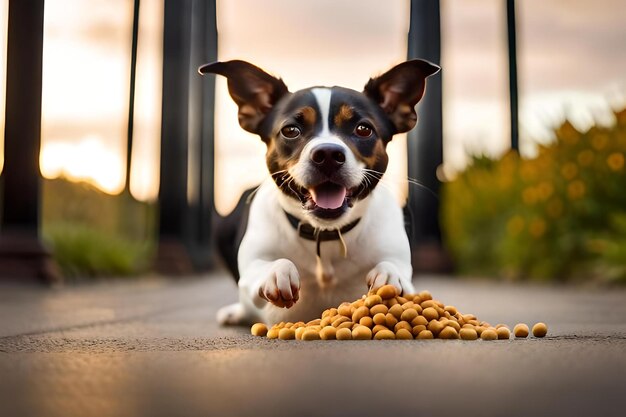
[251,323,268,337]
[514,323,530,338]
[532,322,548,337]
[251,289,549,342]
[278,328,296,340]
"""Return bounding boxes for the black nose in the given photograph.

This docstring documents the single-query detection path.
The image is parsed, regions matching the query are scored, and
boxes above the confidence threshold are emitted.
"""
[310,144,346,175]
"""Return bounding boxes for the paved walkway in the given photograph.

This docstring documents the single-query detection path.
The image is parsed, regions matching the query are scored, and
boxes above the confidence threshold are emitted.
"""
[1,272,625,417]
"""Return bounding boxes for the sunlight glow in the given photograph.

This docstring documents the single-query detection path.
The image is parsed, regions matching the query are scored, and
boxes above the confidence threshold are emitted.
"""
[40,136,124,194]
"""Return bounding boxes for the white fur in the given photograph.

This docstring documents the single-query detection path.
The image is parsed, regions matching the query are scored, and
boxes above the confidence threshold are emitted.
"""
[217,178,414,326]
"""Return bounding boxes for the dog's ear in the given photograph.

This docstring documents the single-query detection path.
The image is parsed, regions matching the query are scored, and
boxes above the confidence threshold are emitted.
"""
[363,59,440,134]
[199,60,289,134]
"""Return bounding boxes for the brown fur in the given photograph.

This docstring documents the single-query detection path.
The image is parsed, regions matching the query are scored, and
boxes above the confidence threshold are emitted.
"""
[333,104,354,127]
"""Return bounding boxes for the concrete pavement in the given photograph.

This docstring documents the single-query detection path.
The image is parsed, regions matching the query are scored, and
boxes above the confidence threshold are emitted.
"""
[1,272,625,417]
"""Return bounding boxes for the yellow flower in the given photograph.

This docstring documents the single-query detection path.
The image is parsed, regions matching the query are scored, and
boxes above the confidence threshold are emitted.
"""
[607,152,624,171]
[561,162,578,180]
[529,218,547,238]
[507,215,525,236]
[522,187,537,205]
[567,180,586,200]
[537,181,554,200]
[591,133,608,151]
[558,122,579,146]
[577,150,594,166]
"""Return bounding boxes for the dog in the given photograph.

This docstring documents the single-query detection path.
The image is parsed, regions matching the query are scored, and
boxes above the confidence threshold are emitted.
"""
[199,59,440,325]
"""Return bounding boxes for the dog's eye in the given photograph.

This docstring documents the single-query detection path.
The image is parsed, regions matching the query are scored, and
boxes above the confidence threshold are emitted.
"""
[355,123,374,138]
[281,125,301,139]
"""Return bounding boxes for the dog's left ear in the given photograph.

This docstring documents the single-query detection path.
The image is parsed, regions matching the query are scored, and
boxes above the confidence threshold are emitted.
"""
[363,59,440,133]
[199,60,289,134]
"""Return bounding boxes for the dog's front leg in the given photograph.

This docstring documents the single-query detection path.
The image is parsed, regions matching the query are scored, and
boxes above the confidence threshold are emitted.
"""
[241,258,301,309]
[366,260,415,295]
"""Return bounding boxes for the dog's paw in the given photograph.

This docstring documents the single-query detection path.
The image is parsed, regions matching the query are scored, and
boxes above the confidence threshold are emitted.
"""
[216,302,248,326]
[366,261,414,295]
[257,259,300,309]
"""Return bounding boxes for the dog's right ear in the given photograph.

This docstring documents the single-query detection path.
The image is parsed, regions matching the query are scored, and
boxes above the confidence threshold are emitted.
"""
[199,60,289,134]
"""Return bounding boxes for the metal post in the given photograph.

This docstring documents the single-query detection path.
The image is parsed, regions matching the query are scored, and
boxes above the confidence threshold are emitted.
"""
[125,0,141,192]
[0,0,61,282]
[155,0,194,274]
[406,0,450,272]
[186,0,217,269]
[507,0,519,151]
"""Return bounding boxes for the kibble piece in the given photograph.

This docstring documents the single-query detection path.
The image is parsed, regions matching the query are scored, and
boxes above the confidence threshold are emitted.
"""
[422,307,439,321]
[394,321,412,333]
[374,329,396,340]
[385,313,398,328]
[495,323,508,329]
[372,324,388,335]
[417,330,434,339]
[352,325,373,340]
[372,313,387,326]
[267,327,280,339]
[412,325,427,337]
[301,329,321,341]
[295,326,307,340]
[320,317,332,327]
[459,328,478,340]
[446,320,461,332]
[278,328,296,340]
[418,290,432,301]
[411,316,428,327]
[386,298,399,307]
[319,326,337,340]
[337,321,354,330]
[444,305,457,315]
[338,305,352,317]
[352,306,370,323]
[251,323,268,337]
[532,322,548,338]
[395,328,413,340]
[336,327,352,340]
[439,326,459,339]
[427,319,444,336]
[369,304,388,316]
[377,284,398,300]
[332,315,349,327]
[307,318,321,326]
[401,308,418,323]
[359,316,374,328]
[389,304,404,320]
[480,329,498,340]
[496,327,511,340]
[514,323,530,338]
[396,296,408,305]
[364,294,383,308]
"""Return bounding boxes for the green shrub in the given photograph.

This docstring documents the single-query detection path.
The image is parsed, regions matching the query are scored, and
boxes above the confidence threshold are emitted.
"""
[442,108,626,283]
[43,222,153,279]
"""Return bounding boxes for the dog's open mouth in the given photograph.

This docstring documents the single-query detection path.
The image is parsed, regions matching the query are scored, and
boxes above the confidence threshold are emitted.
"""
[303,182,353,219]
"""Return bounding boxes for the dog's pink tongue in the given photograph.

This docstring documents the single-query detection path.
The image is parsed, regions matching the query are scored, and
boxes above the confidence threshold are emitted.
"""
[310,183,347,209]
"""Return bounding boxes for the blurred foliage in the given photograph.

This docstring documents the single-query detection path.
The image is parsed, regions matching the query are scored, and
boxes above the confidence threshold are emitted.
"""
[442,108,626,283]
[42,179,156,279]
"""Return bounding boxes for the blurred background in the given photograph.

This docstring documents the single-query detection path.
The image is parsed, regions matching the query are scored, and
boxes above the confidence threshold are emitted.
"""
[0,0,624,283]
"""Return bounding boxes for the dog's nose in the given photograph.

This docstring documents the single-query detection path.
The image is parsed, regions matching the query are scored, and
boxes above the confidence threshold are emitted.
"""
[310,144,346,174]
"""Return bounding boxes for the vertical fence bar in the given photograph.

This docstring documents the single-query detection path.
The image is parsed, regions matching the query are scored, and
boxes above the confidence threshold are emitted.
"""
[406,0,450,272]
[155,0,194,274]
[507,0,519,152]
[0,0,60,282]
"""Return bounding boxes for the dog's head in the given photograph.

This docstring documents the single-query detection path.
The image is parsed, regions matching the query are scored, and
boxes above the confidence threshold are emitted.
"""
[200,60,439,228]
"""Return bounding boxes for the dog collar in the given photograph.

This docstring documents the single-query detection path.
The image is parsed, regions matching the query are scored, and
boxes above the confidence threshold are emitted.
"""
[284,211,360,241]
[283,211,360,259]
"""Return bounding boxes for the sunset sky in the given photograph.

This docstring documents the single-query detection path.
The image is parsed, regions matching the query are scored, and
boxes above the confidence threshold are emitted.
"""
[0,0,624,214]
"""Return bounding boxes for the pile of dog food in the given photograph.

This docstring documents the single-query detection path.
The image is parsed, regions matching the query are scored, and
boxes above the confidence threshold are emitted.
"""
[250,285,548,341]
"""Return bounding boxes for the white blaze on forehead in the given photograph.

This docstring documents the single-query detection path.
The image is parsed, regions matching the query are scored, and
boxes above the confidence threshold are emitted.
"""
[311,88,332,135]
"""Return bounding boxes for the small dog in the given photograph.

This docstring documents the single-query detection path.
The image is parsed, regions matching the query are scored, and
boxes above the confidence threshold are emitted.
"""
[200,59,439,325]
